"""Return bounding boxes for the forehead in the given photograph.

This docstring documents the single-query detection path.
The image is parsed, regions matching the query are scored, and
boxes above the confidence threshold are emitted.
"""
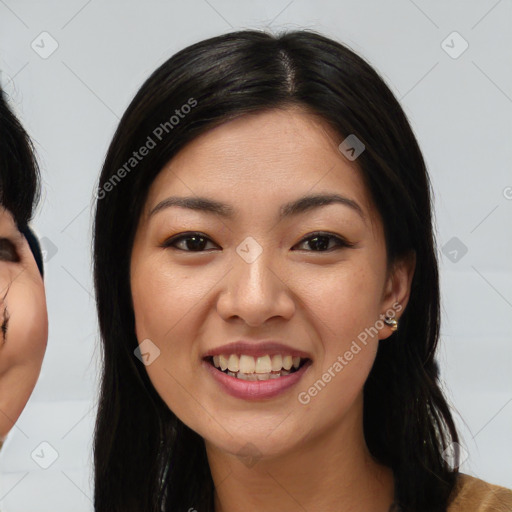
[145,108,378,229]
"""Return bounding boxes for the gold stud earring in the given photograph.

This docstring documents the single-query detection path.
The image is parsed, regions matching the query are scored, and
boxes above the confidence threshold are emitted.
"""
[384,316,398,332]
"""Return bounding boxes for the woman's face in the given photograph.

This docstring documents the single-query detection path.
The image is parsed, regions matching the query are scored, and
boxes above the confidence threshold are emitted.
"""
[0,207,48,439]
[130,108,414,460]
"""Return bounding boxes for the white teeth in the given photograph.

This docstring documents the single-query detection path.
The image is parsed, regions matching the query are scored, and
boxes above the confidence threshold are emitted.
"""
[282,355,293,371]
[271,354,282,371]
[219,354,229,371]
[255,355,272,373]
[210,352,306,380]
[228,354,239,372]
[239,355,255,373]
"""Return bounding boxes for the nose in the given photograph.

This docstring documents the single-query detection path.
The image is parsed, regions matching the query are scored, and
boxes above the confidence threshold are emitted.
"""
[216,244,295,327]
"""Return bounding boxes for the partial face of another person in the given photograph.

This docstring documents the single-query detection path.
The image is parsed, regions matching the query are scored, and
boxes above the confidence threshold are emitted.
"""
[130,108,414,459]
[0,207,48,439]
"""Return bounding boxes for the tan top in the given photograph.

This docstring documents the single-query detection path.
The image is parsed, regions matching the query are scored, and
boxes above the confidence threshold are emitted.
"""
[447,474,512,511]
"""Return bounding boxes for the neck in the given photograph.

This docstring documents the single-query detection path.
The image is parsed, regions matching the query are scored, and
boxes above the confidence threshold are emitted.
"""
[205,394,395,512]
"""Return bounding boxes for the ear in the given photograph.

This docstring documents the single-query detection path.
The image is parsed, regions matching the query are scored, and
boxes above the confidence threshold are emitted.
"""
[379,250,416,340]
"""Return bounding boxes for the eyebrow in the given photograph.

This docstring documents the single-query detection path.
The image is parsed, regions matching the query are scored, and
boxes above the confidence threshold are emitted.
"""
[149,193,366,223]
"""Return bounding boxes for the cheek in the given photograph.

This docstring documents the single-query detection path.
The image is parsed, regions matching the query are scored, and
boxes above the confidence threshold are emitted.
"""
[130,255,211,343]
[293,260,382,412]
[130,266,214,433]
[299,260,382,343]
[0,277,48,367]
[130,254,213,407]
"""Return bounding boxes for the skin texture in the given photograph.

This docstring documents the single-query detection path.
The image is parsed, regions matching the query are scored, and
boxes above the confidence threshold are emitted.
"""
[130,108,416,511]
[0,207,48,441]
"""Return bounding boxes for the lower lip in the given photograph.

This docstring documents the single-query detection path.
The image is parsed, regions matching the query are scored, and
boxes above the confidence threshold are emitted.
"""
[202,359,312,400]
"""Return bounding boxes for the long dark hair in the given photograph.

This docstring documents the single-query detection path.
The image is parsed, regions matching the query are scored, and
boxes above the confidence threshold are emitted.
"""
[0,87,41,228]
[93,29,459,512]
[0,87,43,275]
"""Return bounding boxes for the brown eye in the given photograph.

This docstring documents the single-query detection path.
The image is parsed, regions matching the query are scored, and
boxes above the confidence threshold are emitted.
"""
[0,238,20,262]
[293,232,356,252]
[161,232,219,252]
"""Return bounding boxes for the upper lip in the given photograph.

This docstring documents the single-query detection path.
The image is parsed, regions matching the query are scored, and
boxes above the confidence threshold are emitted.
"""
[203,341,312,360]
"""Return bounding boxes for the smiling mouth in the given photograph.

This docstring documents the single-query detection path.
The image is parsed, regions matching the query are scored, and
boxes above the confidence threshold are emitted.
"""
[204,354,310,381]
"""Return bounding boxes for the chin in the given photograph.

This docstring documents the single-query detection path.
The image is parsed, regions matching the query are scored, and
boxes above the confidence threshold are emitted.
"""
[199,418,307,464]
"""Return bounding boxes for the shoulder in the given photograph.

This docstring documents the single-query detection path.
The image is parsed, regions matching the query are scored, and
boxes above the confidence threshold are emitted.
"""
[447,473,512,512]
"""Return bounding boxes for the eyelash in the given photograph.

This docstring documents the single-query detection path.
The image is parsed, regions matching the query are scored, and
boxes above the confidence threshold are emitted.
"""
[160,231,355,253]
[1,306,9,343]
[1,285,11,344]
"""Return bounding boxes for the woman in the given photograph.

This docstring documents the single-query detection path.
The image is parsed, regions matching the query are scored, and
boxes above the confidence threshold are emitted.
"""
[0,87,47,450]
[93,30,512,511]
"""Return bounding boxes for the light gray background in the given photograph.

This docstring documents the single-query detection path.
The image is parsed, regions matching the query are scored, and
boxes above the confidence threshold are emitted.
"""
[0,1,511,510]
